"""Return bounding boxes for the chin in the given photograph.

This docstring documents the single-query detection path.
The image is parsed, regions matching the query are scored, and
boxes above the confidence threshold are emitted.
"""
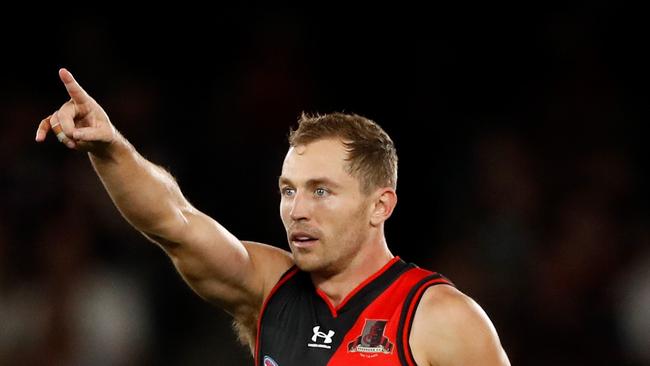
[293,256,320,272]
[292,252,329,273]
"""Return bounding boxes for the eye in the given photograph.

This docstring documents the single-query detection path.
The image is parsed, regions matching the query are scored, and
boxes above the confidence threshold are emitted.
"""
[314,187,328,197]
[281,187,296,197]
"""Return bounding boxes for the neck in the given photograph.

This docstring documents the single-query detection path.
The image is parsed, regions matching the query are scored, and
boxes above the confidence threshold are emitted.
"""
[311,237,394,308]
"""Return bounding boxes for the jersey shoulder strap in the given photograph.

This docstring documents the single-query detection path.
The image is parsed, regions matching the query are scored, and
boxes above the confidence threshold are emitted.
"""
[396,270,454,366]
[254,265,300,365]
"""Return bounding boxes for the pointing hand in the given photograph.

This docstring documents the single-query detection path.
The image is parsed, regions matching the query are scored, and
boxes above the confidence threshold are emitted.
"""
[36,68,116,153]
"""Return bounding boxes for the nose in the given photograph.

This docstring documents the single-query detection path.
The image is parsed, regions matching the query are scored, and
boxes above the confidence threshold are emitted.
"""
[289,191,310,221]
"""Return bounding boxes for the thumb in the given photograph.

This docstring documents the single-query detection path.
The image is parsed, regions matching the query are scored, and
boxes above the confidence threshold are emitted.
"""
[73,127,112,142]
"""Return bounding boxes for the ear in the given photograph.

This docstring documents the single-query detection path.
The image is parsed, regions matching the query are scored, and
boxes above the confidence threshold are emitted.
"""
[369,188,397,226]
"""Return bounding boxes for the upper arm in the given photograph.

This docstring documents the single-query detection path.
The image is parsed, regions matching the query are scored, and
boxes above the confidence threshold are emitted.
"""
[410,285,510,366]
[147,207,294,321]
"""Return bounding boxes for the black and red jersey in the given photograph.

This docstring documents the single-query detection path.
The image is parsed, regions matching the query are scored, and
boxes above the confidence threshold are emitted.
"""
[255,257,453,366]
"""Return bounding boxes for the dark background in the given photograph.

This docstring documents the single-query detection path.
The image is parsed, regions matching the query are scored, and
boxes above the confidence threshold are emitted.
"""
[1,5,648,365]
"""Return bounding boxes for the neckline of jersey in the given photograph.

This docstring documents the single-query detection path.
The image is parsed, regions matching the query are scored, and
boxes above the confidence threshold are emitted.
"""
[315,256,404,318]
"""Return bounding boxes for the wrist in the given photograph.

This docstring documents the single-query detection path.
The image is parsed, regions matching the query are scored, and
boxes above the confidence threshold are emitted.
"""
[89,131,132,162]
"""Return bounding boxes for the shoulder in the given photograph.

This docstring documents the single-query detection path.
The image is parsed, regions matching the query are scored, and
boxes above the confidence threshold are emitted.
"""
[241,241,294,297]
[409,285,510,366]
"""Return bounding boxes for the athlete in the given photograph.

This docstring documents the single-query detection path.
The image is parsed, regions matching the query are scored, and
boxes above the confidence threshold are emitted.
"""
[36,68,510,365]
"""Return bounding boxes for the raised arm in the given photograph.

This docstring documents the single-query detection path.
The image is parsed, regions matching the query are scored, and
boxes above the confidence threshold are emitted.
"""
[35,69,293,345]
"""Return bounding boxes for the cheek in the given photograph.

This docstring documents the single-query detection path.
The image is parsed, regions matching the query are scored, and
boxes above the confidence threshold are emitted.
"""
[279,201,290,225]
[326,202,364,232]
[345,203,371,231]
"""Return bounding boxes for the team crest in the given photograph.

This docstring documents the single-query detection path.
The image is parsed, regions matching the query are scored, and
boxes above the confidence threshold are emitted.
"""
[347,319,393,354]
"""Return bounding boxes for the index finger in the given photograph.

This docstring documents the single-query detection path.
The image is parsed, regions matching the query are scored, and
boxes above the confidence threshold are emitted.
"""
[58,68,91,103]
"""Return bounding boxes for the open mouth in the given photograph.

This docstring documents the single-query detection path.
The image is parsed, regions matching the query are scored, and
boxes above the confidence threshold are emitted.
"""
[290,232,319,248]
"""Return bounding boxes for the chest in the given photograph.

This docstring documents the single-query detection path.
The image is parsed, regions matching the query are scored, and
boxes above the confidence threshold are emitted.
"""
[263,291,406,365]
[256,262,433,366]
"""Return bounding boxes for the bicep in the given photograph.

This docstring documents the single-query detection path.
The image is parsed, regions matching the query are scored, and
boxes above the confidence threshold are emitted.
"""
[150,209,293,318]
[411,286,510,366]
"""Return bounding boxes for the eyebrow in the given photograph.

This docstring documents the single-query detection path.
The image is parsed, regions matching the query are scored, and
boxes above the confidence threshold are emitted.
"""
[278,176,342,189]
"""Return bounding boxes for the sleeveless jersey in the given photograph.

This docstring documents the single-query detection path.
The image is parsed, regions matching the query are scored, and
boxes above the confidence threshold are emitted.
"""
[255,257,453,366]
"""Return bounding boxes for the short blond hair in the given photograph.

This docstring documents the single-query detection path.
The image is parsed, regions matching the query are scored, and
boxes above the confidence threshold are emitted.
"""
[289,112,398,193]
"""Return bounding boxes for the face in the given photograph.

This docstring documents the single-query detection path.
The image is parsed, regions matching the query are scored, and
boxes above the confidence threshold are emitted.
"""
[279,138,373,274]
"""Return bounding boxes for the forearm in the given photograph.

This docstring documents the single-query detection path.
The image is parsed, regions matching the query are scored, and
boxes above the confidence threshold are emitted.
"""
[89,133,191,243]
[37,69,285,321]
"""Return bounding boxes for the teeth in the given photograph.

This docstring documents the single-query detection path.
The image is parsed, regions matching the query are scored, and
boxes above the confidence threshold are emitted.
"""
[293,236,316,241]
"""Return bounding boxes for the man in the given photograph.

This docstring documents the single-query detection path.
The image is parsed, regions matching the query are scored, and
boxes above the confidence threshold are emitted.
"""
[36,68,510,366]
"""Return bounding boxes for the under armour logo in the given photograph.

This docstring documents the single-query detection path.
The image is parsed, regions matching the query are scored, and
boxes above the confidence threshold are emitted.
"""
[308,325,335,349]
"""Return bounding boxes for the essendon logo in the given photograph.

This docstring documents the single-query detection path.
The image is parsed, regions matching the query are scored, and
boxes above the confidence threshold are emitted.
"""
[347,319,393,354]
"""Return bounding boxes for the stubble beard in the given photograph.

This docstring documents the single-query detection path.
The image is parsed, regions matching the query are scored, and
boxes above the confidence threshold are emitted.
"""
[289,199,371,275]
[292,227,366,276]
[291,242,333,273]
